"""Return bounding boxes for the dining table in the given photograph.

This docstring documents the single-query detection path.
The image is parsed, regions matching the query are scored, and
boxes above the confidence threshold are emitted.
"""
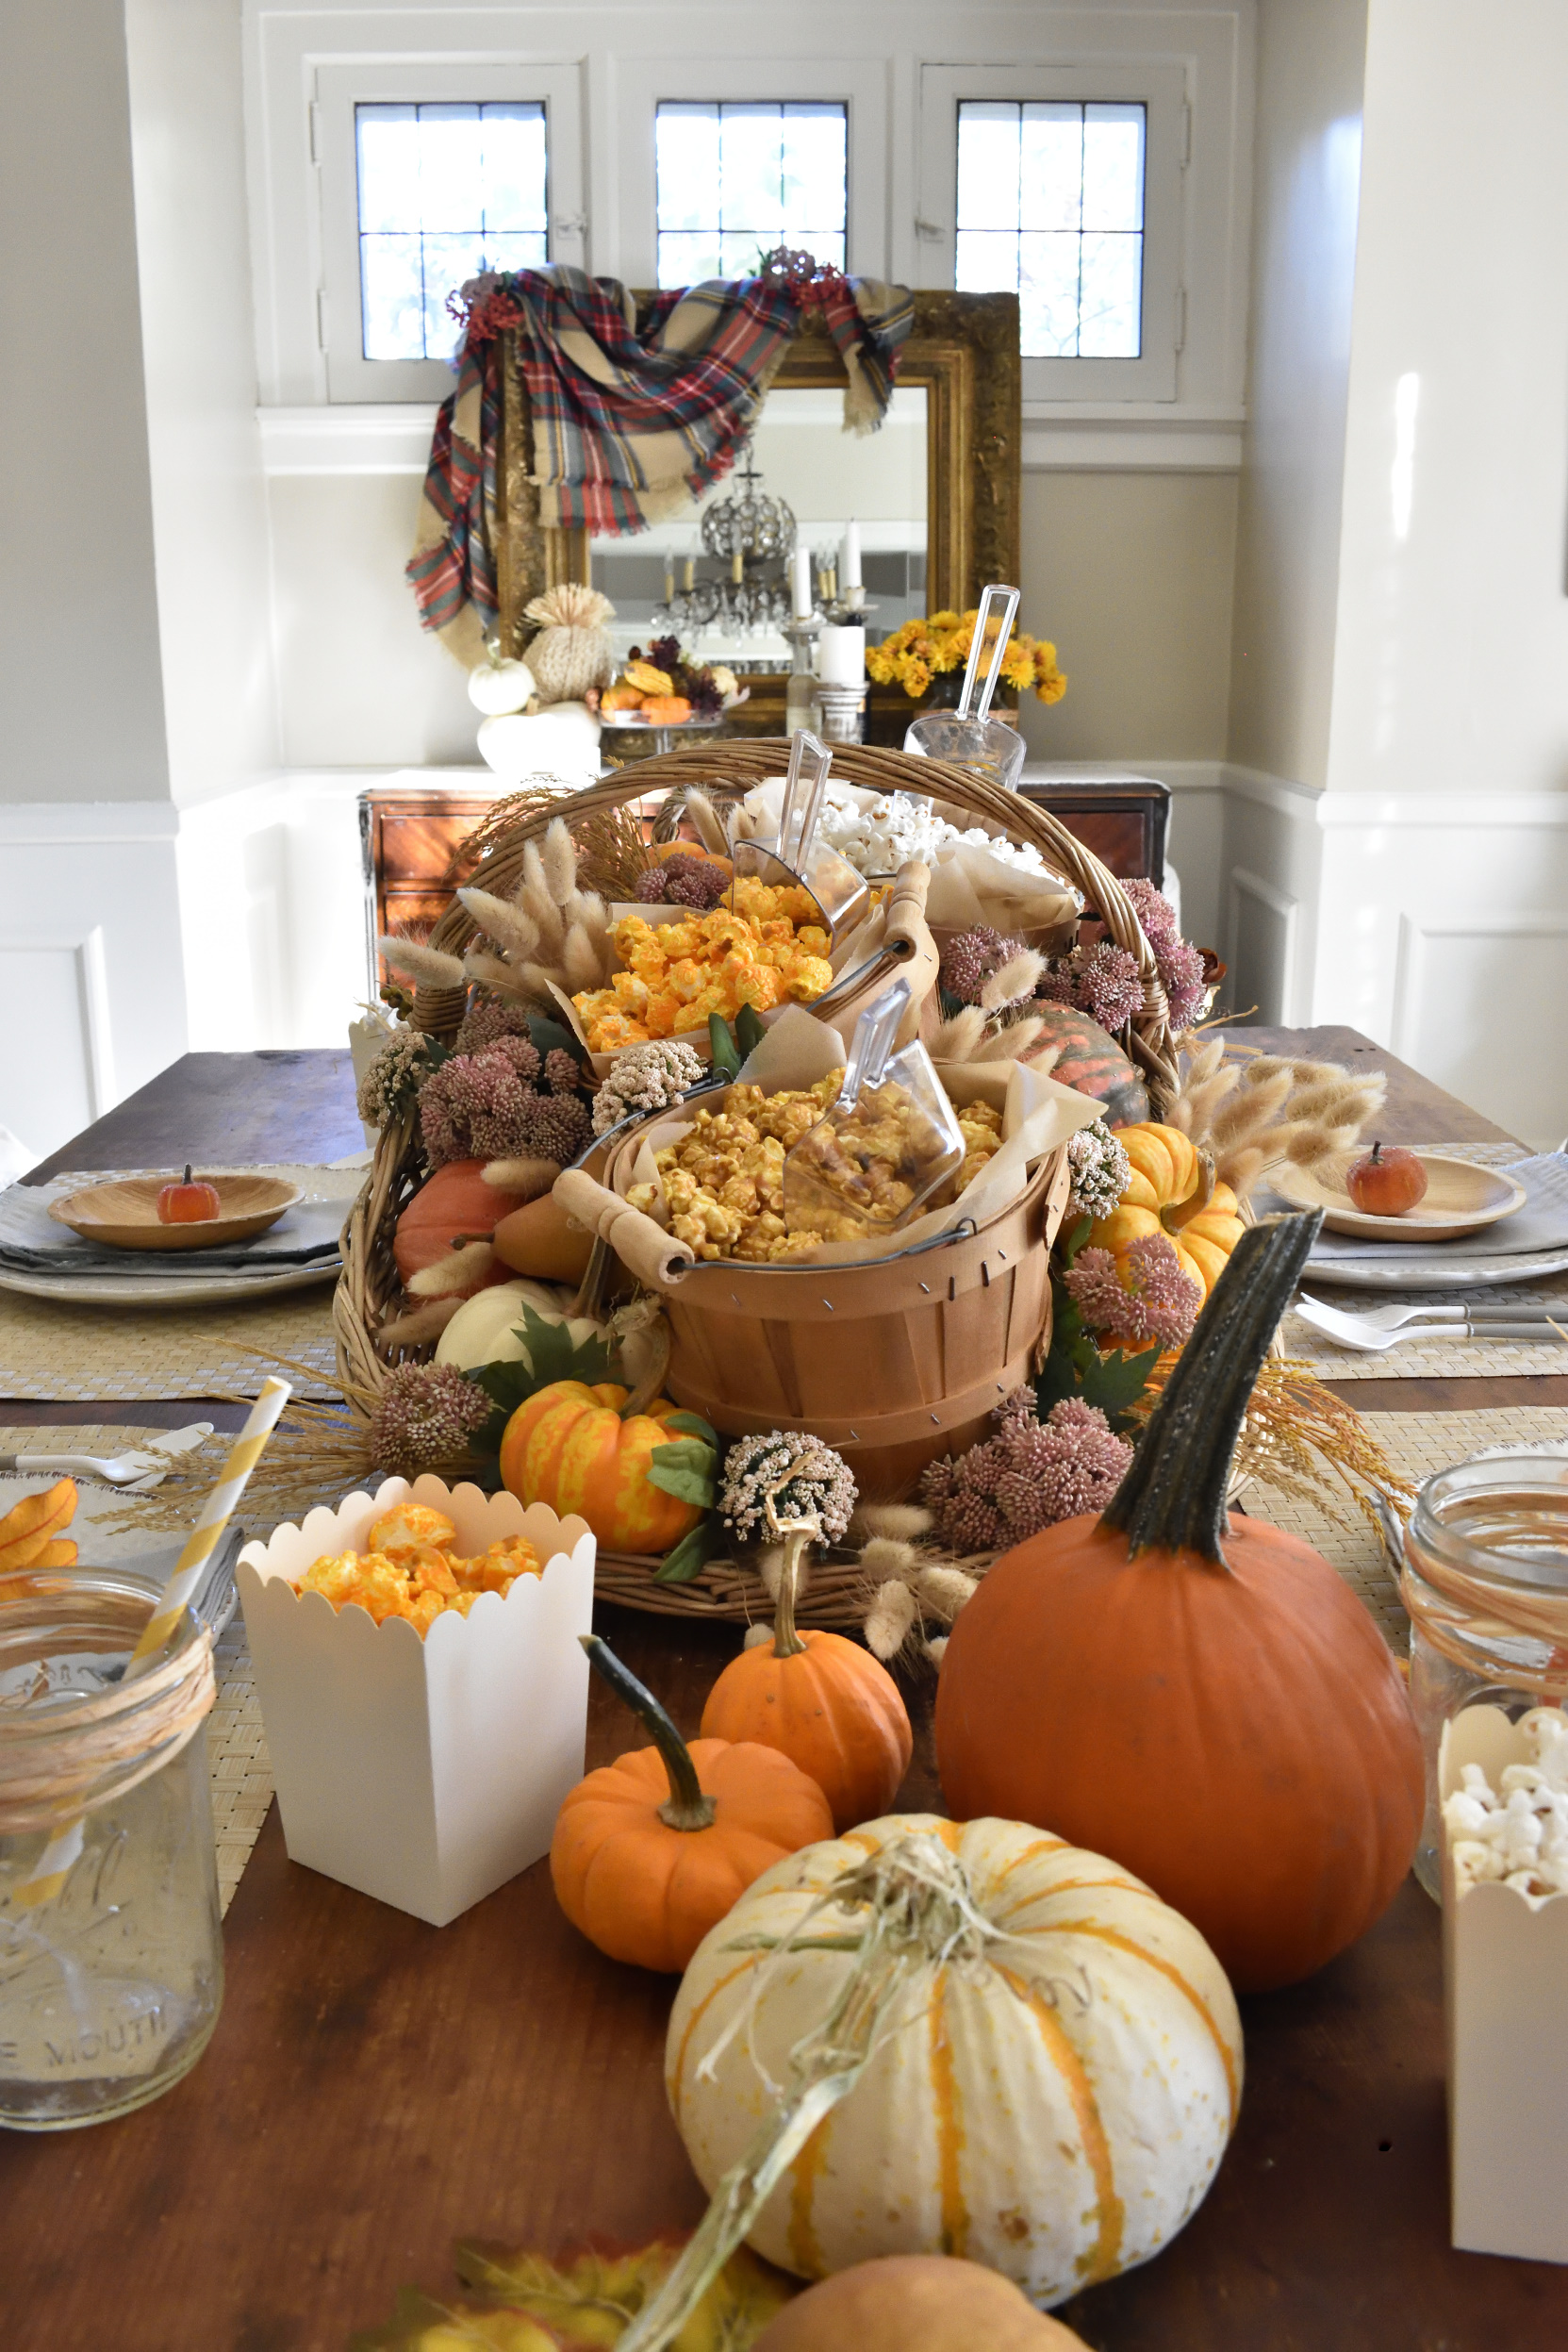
[3,1028,1566,2352]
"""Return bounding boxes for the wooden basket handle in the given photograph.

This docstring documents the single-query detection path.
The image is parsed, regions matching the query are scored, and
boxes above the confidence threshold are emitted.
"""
[553,1168,695,1294]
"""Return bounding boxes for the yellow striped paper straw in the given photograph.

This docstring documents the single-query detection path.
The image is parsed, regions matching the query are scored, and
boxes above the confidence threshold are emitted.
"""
[14,1379,290,1908]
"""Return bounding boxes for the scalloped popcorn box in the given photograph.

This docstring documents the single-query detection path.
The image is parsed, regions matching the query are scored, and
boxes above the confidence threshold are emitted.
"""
[1441,1707,1568,2262]
[237,1475,595,1927]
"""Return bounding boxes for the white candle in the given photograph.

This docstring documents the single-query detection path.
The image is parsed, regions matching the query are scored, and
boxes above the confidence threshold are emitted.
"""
[817,624,865,686]
[791,547,813,619]
[843,520,861,589]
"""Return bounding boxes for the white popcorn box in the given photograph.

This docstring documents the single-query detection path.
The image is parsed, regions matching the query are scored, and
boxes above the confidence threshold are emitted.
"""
[1442,1706,1568,2262]
[237,1475,595,1928]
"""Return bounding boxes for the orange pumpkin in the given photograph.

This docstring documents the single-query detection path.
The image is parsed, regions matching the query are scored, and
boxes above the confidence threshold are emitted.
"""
[499,1379,704,1553]
[393,1160,527,1287]
[552,1634,834,1970]
[641,695,692,724]
[935,1212,1424,1992]
[700,1539,912,1832]
[0,1479,77,1574]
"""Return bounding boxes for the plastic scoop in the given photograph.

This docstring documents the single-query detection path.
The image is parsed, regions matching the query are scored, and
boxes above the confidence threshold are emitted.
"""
[783,977,966,1243]
[732,729,868,942]
[903,583,1028,791]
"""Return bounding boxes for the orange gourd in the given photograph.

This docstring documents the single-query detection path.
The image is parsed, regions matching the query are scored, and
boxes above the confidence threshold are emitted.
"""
[641,695,692,724]
[552,1634,834,1970]
[1089,1119,1246,1300]
[700,1534,911,1831]
[392,1160,526,1285]
[935,1211,1424,1992]
[499,1379,704,1553]
[0,1479,77,1573]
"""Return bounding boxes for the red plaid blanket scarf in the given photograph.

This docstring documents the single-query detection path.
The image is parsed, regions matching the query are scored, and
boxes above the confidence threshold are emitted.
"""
[407,265,913,652]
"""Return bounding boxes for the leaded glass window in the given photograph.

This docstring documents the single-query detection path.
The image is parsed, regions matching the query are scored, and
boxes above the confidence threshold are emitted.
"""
[956,100,1145,359]
[655,102,847,288]
[355,101,548,361]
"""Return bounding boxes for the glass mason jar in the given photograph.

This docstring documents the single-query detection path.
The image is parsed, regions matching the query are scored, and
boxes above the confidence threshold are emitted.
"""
[1402,1446,1568,1901]
[0,1568,222,2129]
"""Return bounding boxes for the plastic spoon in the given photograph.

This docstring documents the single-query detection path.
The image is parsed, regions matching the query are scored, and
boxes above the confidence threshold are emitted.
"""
[903,584,1028,790]
[731,730,867,940]
[783,978,966,1242]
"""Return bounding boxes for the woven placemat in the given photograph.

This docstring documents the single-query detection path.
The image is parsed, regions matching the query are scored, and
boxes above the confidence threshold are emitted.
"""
[1281,1140,1568,1380]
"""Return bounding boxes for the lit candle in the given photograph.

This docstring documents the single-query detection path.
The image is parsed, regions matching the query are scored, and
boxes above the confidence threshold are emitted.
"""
[684,556,696,592]
[791,547,813,618]
[843,520,861,590]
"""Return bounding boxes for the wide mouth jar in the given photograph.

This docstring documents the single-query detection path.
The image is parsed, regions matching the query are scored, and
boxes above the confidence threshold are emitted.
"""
[0,1568,222,2129]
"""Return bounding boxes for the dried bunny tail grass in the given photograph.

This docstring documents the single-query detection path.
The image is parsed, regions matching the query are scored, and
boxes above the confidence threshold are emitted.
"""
[859,1536,924,1585]
[518,842,568,952]
[515,960,570,1003]
[1279,1075,1385,1130]
[973,1017,1043,1062]
[1216,1143,1269,1201]
[864,1578,918,1661]
[405,1240,497,1299]
[541,817,579,906]
[684,789,731,856]
[1208,1068,1295,1148]
[981,951,1045,1012]
[561,920,607,992]
[482,1154,559,1198]
[443,782,583,885]
[458,886,541,965]
[463,950,532,999]
[850,1502,934,1544]
[569,801,653,901]
[1177,1068,1241,1144]
[931,1006,987,1062]
[912,1564,979,1619]
[378,936,468,990]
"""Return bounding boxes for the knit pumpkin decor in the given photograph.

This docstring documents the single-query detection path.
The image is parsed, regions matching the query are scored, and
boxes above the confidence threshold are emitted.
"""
[522,583,618,704]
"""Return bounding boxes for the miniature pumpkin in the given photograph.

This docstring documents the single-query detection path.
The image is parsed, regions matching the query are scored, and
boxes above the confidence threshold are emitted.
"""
[467,654,536,716]
[641,695,693,725]
[667,1814,1242,2305]
[0,1479,77,1573]
[700,1533,911,1832]
[491,1191,596,1284]
[935,1212,1424,1991]
[552,1634,833,1970]
[434,1278,602,1372]
[499,1379,705,1552]
[393,1160,527,1286]
[156,1164,221,1223]
[752,2257,1090,2351]
[1088,1119,1245,1298]
[1021,1007,1148,1128]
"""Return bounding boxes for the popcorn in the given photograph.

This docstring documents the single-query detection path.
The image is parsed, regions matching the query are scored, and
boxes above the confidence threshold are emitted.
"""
[299,1510,544,1637]
[571,899,833,1052]
[1443,1707,1568,1898]
[811,785,1060,880]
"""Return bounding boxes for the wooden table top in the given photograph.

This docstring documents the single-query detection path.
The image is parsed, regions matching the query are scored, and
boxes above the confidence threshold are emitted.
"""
[4,1034,1565,2349]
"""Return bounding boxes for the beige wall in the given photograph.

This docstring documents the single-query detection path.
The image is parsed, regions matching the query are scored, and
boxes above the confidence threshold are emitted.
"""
[1227,0,1367,790]
[1015,470,1239,764]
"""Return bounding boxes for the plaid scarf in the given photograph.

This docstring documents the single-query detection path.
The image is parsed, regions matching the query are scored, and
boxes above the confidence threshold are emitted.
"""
[407,265,913,651]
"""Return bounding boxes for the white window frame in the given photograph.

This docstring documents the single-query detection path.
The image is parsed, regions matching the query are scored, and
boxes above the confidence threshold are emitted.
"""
[613,59,887,290]
[917,62,1187,405]
[314,59,586,404]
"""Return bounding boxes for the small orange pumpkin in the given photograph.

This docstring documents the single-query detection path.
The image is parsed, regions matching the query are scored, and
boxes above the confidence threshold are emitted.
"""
[1089,1119,1246,1301]
[498,1379,704,1553]
[552,1634,834,1970]
[392,1160,527,1287]
[701,1537,912,1832]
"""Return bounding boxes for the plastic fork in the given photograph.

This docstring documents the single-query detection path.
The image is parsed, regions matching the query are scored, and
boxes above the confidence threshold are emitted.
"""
[0,1423,216,1493]
[1297,1291,1565,1333]
[1290,1299,1565,1353]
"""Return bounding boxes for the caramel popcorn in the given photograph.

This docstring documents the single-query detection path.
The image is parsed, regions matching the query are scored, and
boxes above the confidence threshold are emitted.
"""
[784,1075,960,1240]
[299,1504,543,1636]
[571,895,834,1052]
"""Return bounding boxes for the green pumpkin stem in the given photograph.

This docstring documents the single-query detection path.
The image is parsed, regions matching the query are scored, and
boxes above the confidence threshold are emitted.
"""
[1102,1208,1324,1565]
[771,1530,811,1658]
[579,1633,717,1832]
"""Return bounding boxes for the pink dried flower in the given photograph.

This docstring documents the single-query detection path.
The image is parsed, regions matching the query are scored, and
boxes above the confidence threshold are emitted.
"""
[543,1046,584,1095]
[1065,1234,1201,1351]
[939,926,1028,1007]
[1122,877,1179,948]
[420,1044,590,1168]
[370,1362,489,1474]
[918,1392,1132,1551]
[1158,936,1208,1033]
[454,994,535,1053]
[1074,940,1145,1033]
[1034,959,1079,1009]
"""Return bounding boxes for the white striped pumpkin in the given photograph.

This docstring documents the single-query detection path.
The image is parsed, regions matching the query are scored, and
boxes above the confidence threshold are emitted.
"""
[665,1814,1242,2309]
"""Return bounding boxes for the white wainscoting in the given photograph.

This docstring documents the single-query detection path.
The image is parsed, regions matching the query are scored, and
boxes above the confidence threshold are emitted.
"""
[0,803,187,1165]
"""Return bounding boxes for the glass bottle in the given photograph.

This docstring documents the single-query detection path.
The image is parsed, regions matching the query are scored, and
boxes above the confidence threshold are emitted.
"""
[0,1567,223,2128]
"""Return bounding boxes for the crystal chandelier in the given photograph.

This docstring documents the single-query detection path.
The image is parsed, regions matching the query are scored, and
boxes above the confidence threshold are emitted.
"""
[655,438,799,646]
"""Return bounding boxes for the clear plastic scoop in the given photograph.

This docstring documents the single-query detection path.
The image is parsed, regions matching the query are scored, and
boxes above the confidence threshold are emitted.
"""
[903,584,1028,791]
[783,977,966,1243]
[731,729,869,942]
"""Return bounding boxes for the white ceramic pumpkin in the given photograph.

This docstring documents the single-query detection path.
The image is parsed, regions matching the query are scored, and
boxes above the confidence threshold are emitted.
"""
[434,1278,600,1371]
[467,656,536,716]
[666,1814,1242,2310]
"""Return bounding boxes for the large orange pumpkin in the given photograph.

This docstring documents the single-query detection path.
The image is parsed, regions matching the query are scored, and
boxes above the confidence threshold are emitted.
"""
[934,1211,1424,1992]
[700,1539,912,1831]
[552,1634,833,1970]
[392,1160,527,1286]
[499,1379,704,1552]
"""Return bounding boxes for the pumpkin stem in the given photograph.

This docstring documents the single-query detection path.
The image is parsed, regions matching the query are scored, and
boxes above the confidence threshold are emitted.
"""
[578,1633,717,1832]
[1102,1209,1323,1565]
[770,1529,812,1658]
[183,1165,192,1184]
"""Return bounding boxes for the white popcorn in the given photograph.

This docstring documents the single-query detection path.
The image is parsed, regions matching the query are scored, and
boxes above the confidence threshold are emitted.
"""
[1444,1707,1568,1898]
[814,787,1054,880]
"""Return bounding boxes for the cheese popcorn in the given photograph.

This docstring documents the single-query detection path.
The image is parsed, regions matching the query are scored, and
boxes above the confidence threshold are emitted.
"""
[299,1526,544,1635]
[571,902,834,1052]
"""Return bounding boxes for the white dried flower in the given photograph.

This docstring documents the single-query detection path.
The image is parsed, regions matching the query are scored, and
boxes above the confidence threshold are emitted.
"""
[1066,1118,1131,1222]
[593,1038,705,1135]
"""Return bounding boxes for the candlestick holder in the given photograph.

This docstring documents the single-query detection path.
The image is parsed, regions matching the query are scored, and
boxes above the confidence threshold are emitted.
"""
[816,682,867,743]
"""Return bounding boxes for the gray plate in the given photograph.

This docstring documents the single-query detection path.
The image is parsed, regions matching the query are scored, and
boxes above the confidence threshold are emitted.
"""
[1305,1244,1568,1291]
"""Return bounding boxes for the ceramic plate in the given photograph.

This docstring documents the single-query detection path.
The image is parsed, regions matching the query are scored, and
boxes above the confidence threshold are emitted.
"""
[0,1259,338,1307]
[48,1172,303,1251]
[1271,1151,1527,1241]
[1302,1243,1568,1292]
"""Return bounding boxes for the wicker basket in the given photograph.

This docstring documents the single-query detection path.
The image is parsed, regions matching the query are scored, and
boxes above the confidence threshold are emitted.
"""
[337,739,1174,1616]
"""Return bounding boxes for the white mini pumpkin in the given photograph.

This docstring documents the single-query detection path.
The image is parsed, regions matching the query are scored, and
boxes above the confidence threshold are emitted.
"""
[467,656,536,716]
[435,1278,600,1372]
[666,1814,1242,2310]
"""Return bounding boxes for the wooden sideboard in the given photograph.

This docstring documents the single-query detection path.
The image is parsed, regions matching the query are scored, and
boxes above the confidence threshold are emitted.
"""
[1017,774,1169,891]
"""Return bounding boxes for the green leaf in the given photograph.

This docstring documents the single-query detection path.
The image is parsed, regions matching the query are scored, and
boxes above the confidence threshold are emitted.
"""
[645,1437,718,1507]
[734,1002,767,1058]
[525,1013,588,1071]
[1077,1343,1162,1426]
[708,1012,741,1080]
[463,1306,615,1458]
[1058,1214,1093,1269]
[663,1409,719,1449]
[653,1516,722,1584]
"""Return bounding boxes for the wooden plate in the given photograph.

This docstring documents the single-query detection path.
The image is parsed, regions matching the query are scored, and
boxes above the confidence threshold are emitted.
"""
[47,1173,304,1251]
[1270,1152,1527,1240]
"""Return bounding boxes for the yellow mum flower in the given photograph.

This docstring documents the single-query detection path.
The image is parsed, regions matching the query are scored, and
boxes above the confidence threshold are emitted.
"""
[900,656,932,699]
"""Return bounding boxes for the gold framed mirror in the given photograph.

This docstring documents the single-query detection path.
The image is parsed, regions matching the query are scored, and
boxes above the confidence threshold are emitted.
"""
[491,291,1019,739]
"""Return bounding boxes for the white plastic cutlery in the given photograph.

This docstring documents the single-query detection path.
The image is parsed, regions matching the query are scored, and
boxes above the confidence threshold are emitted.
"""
[0,1422,215,1492]
[1292,1295,1565,1353]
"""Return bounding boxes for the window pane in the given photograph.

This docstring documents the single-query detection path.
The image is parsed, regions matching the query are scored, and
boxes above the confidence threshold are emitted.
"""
[957,97,1146,362]
[355,100,550,360]
[656,99,847,289]
[1082,104,1145,233]
[1077,231,1142,356]
[956,102,1020,231]
[1019,104,1083,232]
